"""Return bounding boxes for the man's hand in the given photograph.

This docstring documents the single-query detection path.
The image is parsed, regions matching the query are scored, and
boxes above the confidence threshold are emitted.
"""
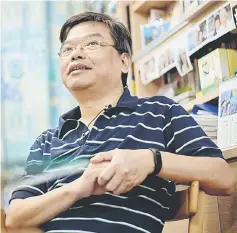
[90,149,154,195]
[72,161,110,199]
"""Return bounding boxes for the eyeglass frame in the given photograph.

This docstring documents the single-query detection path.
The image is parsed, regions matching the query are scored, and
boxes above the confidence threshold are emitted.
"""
[58,39,123,58]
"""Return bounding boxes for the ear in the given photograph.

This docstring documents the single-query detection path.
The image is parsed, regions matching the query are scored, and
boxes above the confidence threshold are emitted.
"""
[120,53,130,74]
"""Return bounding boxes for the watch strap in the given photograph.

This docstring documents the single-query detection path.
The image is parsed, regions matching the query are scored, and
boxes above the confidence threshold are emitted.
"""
[149,148,162,175]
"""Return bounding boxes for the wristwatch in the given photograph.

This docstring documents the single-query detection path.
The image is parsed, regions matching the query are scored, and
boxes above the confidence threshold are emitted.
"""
[149,148,162,175]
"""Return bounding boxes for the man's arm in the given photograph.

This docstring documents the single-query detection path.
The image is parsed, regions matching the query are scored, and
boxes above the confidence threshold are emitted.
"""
[6,162,108,230]
[90,149,236,196]
[90,100,236,196]
[6,182,79,229]
[157,151,236,196]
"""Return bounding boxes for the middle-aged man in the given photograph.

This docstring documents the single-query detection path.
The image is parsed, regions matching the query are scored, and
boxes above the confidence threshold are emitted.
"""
[6,12,236,233]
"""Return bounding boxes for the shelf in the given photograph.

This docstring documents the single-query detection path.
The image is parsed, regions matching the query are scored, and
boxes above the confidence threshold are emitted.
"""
[223,146,237,160]
[182,89,219,112]
[132,0,218,62]
[131,1,174,15]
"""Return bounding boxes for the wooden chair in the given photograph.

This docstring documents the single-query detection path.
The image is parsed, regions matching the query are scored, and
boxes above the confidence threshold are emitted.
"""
[1,181,204,233]
[167,180,205,233]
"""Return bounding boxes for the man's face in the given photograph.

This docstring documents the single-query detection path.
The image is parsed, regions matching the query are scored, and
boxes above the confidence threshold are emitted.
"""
[60,22,125,92]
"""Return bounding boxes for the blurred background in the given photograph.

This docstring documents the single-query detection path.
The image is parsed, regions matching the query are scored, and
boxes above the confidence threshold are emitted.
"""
[1,0,125,207]
[1,0,121,175]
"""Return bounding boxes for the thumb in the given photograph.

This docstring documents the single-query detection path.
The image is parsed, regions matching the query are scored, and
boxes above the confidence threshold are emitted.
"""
[90,152,113,163]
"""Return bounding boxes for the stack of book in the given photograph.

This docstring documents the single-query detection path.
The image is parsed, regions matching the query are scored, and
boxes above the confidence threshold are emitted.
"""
[191,103,218,144]
[192,114,218,144]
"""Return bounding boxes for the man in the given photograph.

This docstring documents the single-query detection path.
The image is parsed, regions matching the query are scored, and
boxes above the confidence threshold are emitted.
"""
[6,12,236,233]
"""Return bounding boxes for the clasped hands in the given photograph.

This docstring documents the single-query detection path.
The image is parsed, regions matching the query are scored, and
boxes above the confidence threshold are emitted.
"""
[78,149,155,198]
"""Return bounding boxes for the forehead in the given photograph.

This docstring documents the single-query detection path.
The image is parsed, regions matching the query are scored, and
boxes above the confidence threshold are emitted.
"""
[65,21,112,43]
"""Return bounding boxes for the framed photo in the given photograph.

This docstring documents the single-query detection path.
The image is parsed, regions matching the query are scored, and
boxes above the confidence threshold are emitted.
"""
[140,24,161,48]
[175,36,193,77]
[196,20,207,46]
[140,21,171,48]
[157,46,175,76]
[140,55,159,85]
[207,3,235,41]
[188,19,208,55]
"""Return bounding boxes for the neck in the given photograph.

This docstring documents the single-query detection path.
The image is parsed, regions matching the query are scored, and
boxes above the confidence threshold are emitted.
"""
[72,86,124,122]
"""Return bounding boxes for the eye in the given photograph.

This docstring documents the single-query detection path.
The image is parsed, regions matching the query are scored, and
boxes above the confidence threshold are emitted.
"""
[86,41,99,47]
[62,46,73,53]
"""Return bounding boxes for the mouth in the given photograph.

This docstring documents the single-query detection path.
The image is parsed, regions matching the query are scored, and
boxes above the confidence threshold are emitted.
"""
[68,63,92,75]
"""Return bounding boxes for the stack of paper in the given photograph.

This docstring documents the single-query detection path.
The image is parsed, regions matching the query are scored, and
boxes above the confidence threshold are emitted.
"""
[191,114,218,144]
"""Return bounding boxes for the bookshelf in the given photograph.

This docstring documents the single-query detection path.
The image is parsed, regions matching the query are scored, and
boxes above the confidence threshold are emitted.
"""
[127,0,237,160]
[129,0,229,97]
[132,0,218,62]
[131,1,174,15]
[183,89,219,112]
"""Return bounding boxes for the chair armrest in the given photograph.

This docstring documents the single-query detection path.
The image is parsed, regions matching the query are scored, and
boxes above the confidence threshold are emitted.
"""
[1,209,7,233]
[189,180,199,216]
[167,181,200,221]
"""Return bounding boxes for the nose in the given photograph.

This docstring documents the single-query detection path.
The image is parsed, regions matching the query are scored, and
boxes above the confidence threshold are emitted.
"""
[71,47,86,61]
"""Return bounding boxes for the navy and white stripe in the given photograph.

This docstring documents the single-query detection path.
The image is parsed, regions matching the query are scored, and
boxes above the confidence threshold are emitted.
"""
[10,88,224,233]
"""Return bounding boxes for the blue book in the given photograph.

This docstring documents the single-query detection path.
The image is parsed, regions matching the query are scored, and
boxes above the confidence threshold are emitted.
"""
[192,103,218,116]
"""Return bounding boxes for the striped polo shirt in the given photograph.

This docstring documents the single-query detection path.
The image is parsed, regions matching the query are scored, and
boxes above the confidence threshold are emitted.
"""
[10,87,224,233]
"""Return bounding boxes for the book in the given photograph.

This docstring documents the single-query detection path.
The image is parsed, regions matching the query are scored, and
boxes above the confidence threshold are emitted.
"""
[217,74,237,149]
[198,48,237,93]
[191,113,218,143]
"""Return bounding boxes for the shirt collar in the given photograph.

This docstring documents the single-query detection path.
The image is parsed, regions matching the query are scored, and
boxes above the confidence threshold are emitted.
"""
[116,87,138,110]
[58,87,138,135]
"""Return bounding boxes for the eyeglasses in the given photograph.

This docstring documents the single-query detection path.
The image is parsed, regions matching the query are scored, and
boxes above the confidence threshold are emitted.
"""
[58,39,116,58]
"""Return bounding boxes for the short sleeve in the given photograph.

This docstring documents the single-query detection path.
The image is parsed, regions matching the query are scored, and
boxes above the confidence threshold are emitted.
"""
[9,140,47,203]
[163,101,224,159]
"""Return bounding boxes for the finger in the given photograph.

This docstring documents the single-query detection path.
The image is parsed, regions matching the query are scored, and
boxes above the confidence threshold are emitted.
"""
[97,164,116,186]
[105,170,124,192]
[90,151,113,163]
[83,166,103,182]
[93,183,106,195]
[113,181,129,195]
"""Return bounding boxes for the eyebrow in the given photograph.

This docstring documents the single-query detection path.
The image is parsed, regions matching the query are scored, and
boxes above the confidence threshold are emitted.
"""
[63,33,105,46]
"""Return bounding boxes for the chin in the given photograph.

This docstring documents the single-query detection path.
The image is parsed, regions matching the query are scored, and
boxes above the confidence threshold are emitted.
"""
[65,80,95,92]
[64,73,96,91]
[66,82,92,91]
